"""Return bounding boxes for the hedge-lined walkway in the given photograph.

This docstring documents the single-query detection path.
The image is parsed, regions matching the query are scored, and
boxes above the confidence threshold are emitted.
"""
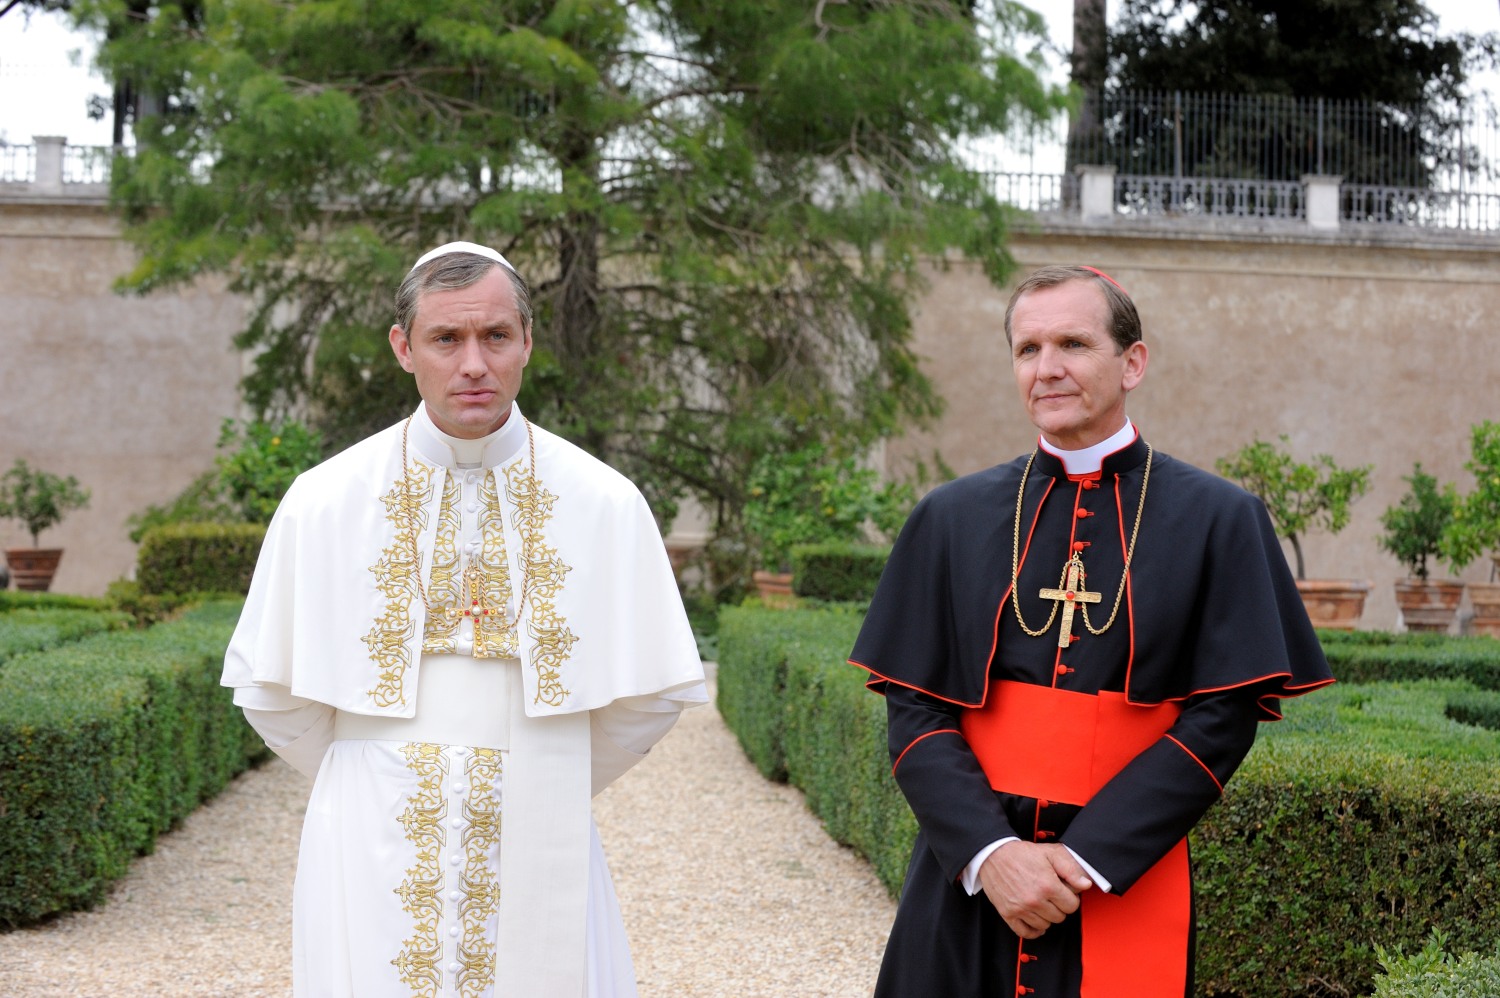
[0,677,894,998]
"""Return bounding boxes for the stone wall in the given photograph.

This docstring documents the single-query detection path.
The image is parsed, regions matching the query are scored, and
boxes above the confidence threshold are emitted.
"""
[4,193,1498,630]
[893,219,1500,630]
[0,197,247,595]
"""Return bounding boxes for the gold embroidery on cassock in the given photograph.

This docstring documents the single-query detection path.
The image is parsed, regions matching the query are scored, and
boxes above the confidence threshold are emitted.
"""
[392,743,448,998]
[456,748,503,997]
[422,471,463,654]
[472,472,520,658]
[366,464,437,708]
[503,460,577,706]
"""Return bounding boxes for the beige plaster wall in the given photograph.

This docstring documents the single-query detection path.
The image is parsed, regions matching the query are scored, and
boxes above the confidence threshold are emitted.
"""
[891,222,1500,631]
[4,198,1497,632]
[0,200,247,595]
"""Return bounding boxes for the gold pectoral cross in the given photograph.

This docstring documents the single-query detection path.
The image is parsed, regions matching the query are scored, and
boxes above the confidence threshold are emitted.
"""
[445,561,517,658]
[1038,555,1102,648]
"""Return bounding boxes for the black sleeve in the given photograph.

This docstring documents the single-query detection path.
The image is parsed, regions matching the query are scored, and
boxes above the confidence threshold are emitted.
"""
[1059,689,1261,894]
[886,684,1019,884]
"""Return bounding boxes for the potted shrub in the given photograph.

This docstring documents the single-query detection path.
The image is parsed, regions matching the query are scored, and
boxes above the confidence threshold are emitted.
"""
[1377,463,1463,632]
[0,459,91,592]
[1216,436,1373,629]
[1441,421,1500,637]
[743,445,912,607]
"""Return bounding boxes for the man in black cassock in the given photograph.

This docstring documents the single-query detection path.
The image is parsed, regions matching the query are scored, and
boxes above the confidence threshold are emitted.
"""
[850,265,1333,998]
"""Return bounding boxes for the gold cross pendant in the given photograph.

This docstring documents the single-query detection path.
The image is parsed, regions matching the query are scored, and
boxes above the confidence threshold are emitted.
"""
[1038,555,1102,648]
[445,561,516,656]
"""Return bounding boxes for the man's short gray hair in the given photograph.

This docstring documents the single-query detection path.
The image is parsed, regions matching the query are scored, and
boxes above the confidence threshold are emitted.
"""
[393,252,533,337]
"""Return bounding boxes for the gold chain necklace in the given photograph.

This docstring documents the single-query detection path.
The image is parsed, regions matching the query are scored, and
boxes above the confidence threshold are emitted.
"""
[1010,443,1152,640]
[400,412,536,630]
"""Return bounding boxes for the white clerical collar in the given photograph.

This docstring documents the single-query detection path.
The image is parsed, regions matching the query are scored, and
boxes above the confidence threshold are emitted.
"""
[1038,419,1137,476]
[411,402,527,470]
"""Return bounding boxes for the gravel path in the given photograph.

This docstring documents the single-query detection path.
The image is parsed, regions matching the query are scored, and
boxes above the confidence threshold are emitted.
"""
[0,681,894,997]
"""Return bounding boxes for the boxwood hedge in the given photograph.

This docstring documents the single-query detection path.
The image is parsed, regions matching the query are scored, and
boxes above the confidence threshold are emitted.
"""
[718,606,1500,998]
[0,599,263,927]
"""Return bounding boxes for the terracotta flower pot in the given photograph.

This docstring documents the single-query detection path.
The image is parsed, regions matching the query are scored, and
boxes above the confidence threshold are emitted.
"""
[752,569,797,609]
[4,548,63,592]
[1467,580,1500,639]
[1294,578,1370,631]
[1392,578,1465,634]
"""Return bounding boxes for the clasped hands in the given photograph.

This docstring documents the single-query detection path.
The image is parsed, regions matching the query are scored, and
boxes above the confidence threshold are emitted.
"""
[979,840,1094,940]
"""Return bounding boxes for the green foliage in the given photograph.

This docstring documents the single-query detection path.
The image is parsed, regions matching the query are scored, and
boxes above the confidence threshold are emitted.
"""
[716,604,915,893]
[126,418,322,542]
[1106,0,1486,188]
[214,418,323,524]
[77,0,1066,593]
[718,610,1500,996]
[1216,435,1373,580]
[1373,931,1500,997]
[790,542,889,603]
[0,600,265,927]
[1380,463,1458,580]
[744,446,913,572]
[0,458,91,547]
[1317,628,1500,690]
[1441,421,1500,572]
[0,607,132,668]
[135,522,267,597]
[0,590,111,613]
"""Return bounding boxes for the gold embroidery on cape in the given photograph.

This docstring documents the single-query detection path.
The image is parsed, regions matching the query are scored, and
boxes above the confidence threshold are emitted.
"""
[456,748,503,997]
[365,463,437,707]
[503,460,577,706]
[421,471,463,654]
[392,743,448,998]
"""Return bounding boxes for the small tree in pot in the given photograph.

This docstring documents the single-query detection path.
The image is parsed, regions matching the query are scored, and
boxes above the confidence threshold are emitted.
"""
[0,459,91,592]
[1441,421,1500,637]
[1216,435,1372,628]
[1377,463,1462,632]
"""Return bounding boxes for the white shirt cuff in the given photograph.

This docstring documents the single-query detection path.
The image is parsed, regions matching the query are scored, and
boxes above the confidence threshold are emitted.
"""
[960,837,1017,895]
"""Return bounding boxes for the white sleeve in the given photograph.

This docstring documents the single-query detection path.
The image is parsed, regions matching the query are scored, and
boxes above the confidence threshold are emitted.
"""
[243,697,336,781]
[589,681,708,797]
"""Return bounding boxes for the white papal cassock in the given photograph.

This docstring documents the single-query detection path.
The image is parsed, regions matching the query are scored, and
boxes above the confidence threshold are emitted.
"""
[223,402,708,998]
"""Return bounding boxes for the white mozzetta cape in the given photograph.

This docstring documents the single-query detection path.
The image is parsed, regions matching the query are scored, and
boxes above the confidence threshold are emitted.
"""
[224,407,703,718]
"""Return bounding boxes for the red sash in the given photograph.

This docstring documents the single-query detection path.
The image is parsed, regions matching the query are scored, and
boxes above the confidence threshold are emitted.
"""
[960,680,1191,998]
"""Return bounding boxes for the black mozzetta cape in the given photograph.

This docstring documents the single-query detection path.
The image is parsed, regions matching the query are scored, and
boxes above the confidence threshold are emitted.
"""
[850,433,1333,998]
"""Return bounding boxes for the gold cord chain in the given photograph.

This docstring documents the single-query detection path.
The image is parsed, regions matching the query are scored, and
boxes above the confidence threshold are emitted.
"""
[400,412,536,628]
[1009,444,1153,640]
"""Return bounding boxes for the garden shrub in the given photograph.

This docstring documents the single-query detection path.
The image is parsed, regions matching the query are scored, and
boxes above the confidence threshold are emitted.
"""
[0,599,263,927]
[790,542,890,603]
[0,607,131,667]
[136,522,266,596]
[0,590,110,613]
[1318,629,1500,689]
[718,607,1500,998]
[1372,932,1500,998]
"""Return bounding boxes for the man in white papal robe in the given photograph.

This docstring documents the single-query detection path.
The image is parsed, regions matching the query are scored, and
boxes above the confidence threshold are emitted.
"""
[222,241,707,998]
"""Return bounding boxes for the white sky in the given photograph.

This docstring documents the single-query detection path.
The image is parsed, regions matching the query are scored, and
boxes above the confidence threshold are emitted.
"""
[0,1,1496,148]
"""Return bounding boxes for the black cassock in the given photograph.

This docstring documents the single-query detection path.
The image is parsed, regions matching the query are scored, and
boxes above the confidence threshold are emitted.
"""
[850,433,1332,998]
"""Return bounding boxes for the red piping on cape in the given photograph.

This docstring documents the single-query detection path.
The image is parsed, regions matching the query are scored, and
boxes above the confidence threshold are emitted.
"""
[1165,733,1223,793]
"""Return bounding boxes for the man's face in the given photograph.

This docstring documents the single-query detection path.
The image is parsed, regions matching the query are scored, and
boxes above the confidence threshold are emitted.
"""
[1009,279,1147,451]
[388,267,533,439]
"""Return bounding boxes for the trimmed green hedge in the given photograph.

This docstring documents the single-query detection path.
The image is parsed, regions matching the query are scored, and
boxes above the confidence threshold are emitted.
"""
[0,607,131,667]
[0,599,264,927]
[0,590,110,613]
[136,522,266,596]
[1318,628,1500,689]
[790,542,890,603]
[718,607,1500,998]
